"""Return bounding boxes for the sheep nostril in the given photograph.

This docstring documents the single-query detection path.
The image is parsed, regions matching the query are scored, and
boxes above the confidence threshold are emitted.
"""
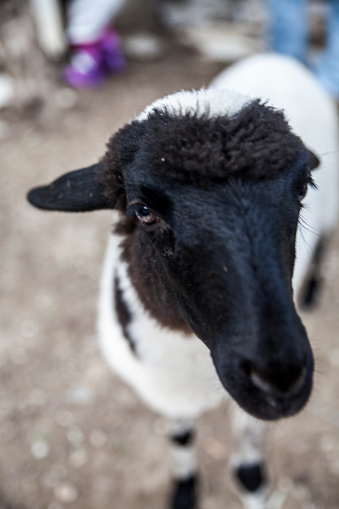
[246,363,307,397]
[250,369,276,395]
[241,360,251,377]
[287,365,307,394]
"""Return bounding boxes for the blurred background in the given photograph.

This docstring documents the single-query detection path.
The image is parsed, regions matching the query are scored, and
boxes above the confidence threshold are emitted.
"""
[1,1,339,508]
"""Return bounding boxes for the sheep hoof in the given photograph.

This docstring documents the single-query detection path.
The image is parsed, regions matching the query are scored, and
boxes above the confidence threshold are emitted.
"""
[170,475,198,509]
[300,275,322,309]
[298,240,324,310]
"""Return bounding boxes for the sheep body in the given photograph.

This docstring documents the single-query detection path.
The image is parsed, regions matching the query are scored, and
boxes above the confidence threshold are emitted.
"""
[98,53,338,420]
[27,53,339,509]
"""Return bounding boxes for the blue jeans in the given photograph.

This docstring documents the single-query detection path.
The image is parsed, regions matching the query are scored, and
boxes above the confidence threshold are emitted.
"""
[267,0,339,97]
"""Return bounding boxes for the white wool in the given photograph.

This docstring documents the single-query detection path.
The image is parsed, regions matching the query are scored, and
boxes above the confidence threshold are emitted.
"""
[136,87,251,121]
[98,214,225,420]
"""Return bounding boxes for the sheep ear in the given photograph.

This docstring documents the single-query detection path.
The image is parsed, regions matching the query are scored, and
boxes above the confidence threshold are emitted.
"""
[27,163,113,212]
[307,149,320,170]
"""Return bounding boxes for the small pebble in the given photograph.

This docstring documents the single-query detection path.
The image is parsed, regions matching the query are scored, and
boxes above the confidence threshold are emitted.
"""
[67,386,94,405]
[69,448,88,468]
[53,483,79,504]
[202,437,227,460]
[30,440,50,459]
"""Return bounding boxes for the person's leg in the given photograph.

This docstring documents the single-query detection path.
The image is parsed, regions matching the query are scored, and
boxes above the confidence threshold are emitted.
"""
[313,0,339,98]
[65,0,125,88]
[67,0,125,44]
[267,0,308,62]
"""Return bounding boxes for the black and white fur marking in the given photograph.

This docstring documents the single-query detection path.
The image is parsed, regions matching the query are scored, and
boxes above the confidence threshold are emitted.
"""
[27,54,339,509]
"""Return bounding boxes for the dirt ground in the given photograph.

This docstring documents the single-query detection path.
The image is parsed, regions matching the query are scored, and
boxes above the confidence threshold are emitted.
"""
[1,46,339,509]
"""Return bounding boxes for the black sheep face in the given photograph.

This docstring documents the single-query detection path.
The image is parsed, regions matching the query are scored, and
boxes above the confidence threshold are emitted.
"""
[27,100,319,421]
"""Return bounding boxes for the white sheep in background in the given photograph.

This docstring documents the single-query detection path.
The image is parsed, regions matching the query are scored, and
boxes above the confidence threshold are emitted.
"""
[28,53,339,509]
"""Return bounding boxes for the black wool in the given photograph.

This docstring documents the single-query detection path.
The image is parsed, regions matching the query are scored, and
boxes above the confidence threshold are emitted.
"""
[100,99,306,207]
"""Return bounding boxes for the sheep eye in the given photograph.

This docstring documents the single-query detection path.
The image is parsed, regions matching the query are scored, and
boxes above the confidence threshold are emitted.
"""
[297,183,308,202]
[135,205,158,226]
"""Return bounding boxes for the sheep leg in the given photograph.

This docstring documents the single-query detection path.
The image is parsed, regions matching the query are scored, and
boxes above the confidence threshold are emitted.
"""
[298,239,324,310]
[169,419,198,509]
[230,406,268,509]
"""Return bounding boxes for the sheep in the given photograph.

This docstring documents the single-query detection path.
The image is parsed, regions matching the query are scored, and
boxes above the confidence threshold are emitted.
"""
[27,53,339,509]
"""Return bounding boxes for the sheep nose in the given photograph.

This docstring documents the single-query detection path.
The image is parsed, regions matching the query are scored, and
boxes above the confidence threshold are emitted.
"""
[243,360,307,398]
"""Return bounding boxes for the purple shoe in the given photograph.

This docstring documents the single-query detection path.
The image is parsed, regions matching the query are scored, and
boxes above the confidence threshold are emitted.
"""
[101,28,126,74]
[64,28,125,89]
[64,43,106,89]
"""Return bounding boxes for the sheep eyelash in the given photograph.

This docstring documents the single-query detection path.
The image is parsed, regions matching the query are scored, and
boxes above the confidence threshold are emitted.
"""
[307,175,317,190]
